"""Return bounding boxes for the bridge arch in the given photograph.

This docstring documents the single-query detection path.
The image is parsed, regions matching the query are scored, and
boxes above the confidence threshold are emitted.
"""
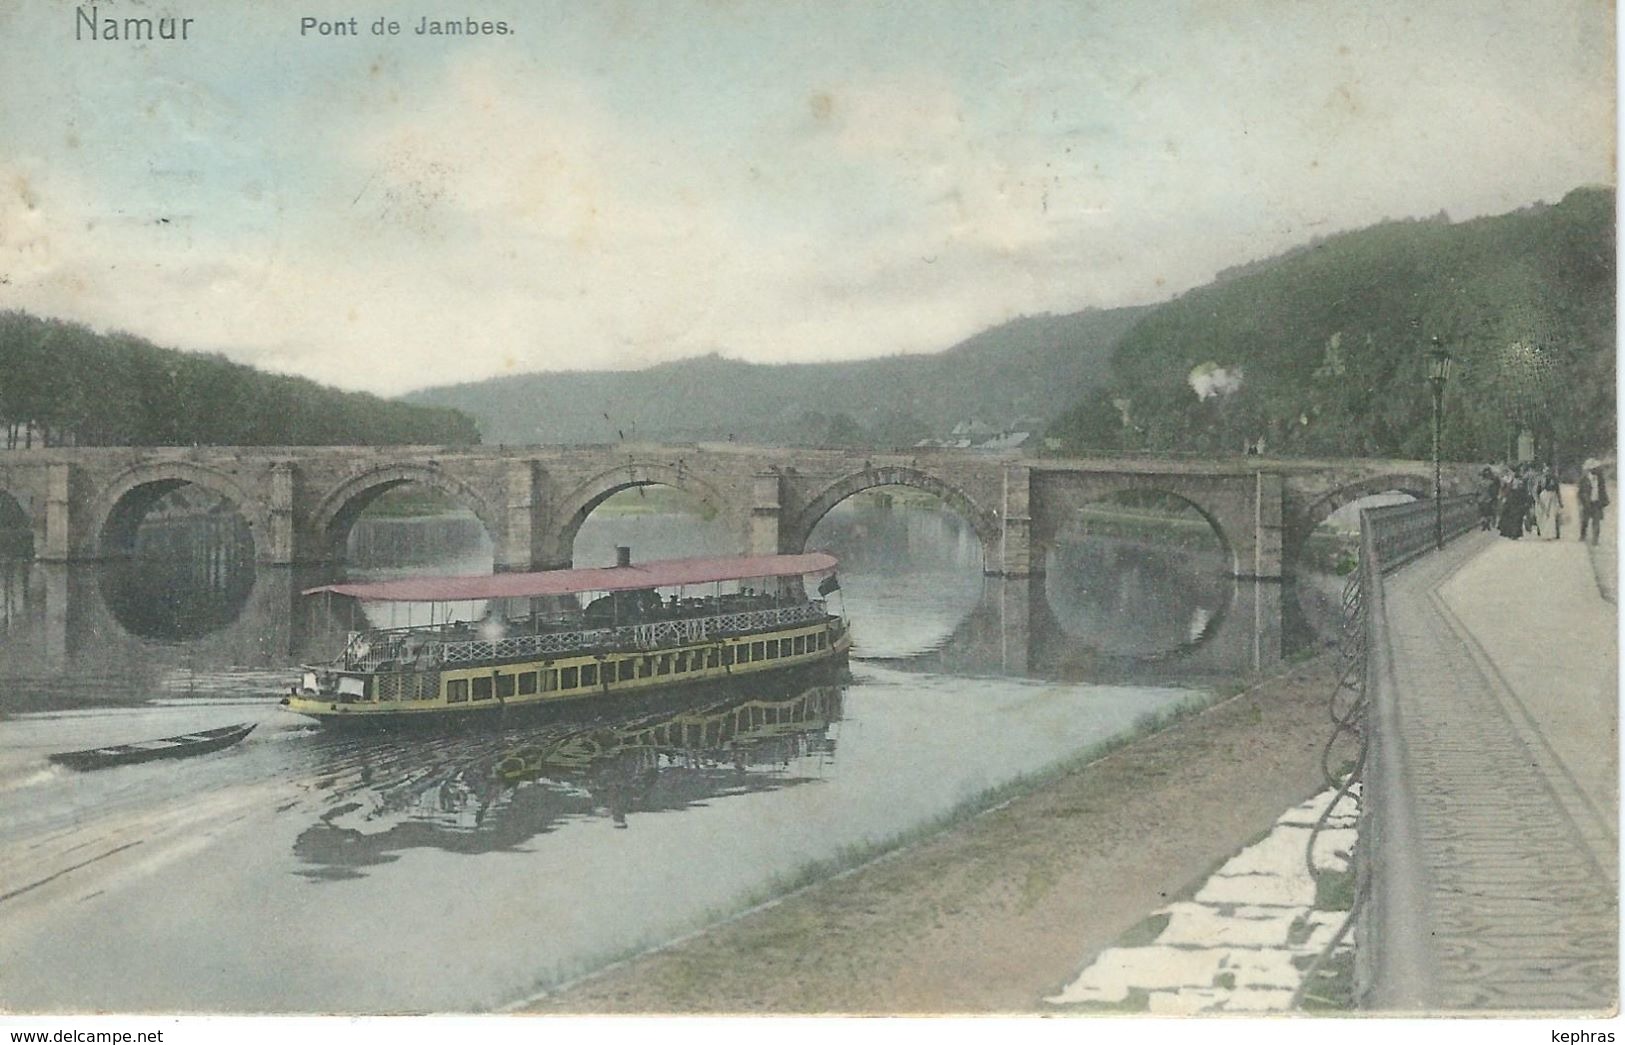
[550,462,733,567]
[91,461,272,559]
[310,463,502,563]
[1299,472,1436,530]
[1041,525,1234,650]
[1289,471,1436,561]
[783,465,1002,564]
[1033,480,1243,578]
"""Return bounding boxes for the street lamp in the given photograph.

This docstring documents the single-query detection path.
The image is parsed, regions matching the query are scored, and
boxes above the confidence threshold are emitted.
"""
[1427,337,1453,549]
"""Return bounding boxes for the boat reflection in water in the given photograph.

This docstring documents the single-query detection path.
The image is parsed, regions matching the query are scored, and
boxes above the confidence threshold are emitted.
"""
[291,671,844,878]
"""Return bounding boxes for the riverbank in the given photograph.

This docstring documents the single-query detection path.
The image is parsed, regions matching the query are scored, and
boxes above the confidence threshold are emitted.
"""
[520,651,1351,1014]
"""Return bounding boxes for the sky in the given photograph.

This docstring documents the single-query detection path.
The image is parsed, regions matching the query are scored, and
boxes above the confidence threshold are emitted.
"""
[0,0,1614,396]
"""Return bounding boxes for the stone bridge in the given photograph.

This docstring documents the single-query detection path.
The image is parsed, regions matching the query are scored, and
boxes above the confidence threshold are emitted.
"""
[0,444,1482,578]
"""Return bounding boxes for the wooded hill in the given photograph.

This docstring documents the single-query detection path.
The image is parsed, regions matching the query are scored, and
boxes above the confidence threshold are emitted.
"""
[412,187,1613,463]
[5,186,1609,460]
[1048,187,1615,464]
[0,311,479,447]
[404,307,1144,447]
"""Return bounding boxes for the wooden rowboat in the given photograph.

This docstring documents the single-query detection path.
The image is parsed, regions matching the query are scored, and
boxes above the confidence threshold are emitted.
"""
[48,722,257,771]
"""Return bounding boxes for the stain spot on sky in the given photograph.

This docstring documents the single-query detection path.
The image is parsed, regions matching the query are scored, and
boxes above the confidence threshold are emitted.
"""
[1328,84,1363,119]
[13,175,37,210]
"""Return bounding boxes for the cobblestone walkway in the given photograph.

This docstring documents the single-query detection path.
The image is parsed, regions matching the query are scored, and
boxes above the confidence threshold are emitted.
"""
[1370,530,1617,1012]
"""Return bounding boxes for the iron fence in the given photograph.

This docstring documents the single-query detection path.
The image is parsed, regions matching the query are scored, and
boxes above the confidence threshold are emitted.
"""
[1360,495,1479,575]
[1303,493,1480,1009]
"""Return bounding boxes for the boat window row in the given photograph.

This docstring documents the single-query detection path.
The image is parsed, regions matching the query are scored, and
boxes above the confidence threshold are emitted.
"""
[442,628,831,703]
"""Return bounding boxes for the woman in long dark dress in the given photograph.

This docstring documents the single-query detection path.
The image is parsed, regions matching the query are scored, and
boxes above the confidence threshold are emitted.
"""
[1498,475,1530,538]
[1478,467,1500,531]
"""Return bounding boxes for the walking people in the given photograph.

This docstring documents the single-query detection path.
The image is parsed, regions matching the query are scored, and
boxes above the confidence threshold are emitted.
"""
[1578,458,1610,546]
[1535,464,1563,539]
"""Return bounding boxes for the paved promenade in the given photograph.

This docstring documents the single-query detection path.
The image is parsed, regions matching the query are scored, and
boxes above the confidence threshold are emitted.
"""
[1367,516,1618,1012]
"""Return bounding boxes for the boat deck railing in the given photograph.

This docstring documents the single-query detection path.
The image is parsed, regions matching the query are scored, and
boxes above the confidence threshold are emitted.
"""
[341,600,832,672]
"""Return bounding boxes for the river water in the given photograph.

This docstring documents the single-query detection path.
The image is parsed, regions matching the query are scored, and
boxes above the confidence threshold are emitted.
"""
[0,496,1335,1012]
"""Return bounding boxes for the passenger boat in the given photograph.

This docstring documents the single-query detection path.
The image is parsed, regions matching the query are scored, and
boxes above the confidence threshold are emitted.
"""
[282,550,850,726]
[48,722,257,771]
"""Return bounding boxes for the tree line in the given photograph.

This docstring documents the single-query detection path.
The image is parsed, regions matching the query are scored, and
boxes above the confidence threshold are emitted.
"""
[0,311,479,448]
[1047,187,1615,468]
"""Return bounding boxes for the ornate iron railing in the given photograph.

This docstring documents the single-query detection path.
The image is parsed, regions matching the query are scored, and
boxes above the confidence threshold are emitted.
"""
[342,601,830,671]
[374,670,442,702]
[1288,493,1481,1007]
[1359,495,1479,575]
[1341,493,1480,1008]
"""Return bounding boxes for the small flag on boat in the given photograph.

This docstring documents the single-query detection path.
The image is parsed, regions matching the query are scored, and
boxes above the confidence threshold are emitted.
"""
[817,574,841,596]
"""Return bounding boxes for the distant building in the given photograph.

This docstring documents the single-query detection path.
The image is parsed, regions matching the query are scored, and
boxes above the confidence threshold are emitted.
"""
[950,419,998,439]
[922,417,1037,451]
[975,431,1030,451]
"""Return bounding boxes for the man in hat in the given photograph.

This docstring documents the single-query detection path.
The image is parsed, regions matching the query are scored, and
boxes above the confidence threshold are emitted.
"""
[1578,458,1610,546]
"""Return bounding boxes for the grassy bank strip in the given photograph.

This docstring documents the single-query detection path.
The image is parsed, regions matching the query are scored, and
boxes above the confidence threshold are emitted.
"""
[503,658,1326,1012]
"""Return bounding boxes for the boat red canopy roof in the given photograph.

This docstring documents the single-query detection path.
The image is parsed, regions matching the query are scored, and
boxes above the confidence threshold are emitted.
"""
[302,552,839,603]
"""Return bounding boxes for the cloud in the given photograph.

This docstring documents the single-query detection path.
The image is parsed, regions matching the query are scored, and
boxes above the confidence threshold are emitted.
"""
[0,1,1612,395]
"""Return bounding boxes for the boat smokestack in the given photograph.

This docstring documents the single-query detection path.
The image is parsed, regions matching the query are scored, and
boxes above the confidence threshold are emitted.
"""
[616,546,632,568]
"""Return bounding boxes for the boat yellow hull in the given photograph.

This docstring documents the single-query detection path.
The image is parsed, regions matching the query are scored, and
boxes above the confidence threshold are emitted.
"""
[282,620,849,727]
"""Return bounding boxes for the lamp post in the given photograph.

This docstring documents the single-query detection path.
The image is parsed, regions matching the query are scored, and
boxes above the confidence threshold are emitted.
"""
[1428,337,1454,550]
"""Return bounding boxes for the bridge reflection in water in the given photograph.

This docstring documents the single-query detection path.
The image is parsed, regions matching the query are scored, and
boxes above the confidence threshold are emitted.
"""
[852,570,1291,681]
[0,497,1347,1014]
[0,558,306,713]
[291,678,844,878]
[814,489,1333,681]
[100,512,256,640]
[0,502,1342,716]
[0,511,491,712]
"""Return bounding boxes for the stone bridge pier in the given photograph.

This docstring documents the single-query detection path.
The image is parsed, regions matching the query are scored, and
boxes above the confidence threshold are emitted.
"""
[0,446,1482,580]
